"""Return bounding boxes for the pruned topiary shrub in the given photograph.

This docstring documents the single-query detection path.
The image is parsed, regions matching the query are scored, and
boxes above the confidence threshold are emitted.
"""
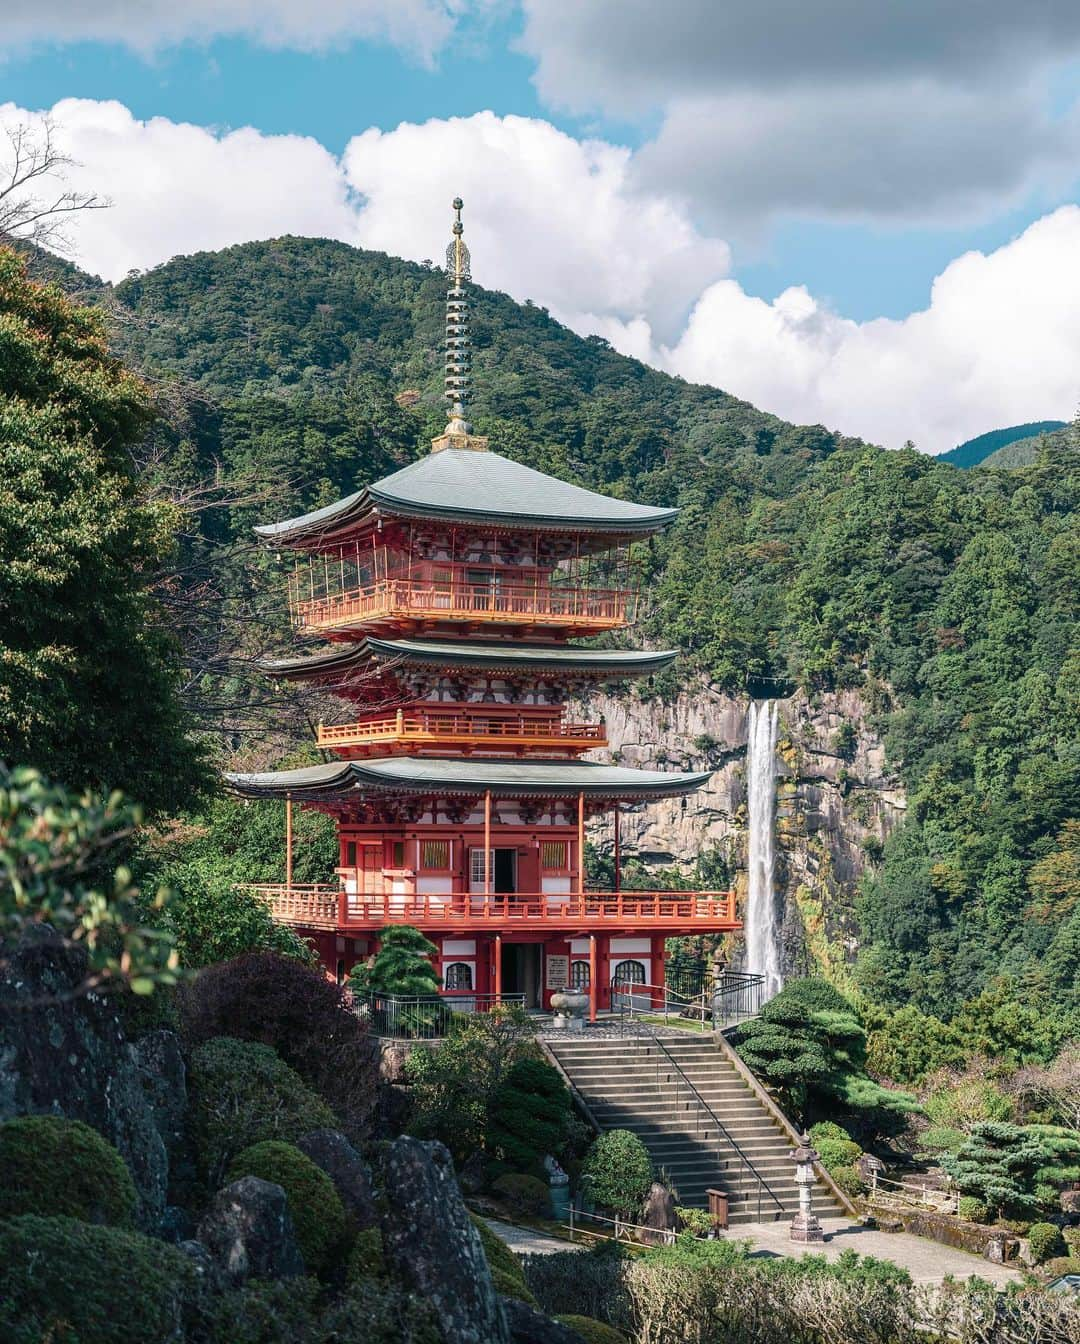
[0,1116,137,1227]
[581,1129,653,1218]
[487,1056,571,1174]
[957,1195,990,1223]
[555,1316,629,1344]
[1028,1221,1066,1264]
[493,1172,551,1217]
[809,1122,861,1174]
[201,1277,324,1344]
[227,1140,347,1276]
[181,951,379,1139]
[188,1036,335,1181]
[0,1216,197,1344]
[829,1165,866,1199]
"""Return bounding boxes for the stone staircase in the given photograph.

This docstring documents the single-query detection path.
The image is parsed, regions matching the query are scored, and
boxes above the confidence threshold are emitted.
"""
[547,1033,847,1226]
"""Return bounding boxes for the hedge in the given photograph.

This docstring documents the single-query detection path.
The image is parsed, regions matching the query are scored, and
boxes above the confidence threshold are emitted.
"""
[0,1116,137,1227]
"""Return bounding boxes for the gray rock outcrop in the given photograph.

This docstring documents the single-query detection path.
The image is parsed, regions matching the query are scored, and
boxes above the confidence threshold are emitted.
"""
[197,1175,305,1284]
[640,1181,677,1245]
[501,1298,588,1344]
[297,1127,376,1228]
[0,928,169,1229]
[380,1136,508,1344]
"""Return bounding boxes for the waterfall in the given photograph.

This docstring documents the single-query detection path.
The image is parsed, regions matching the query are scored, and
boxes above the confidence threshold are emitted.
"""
[744,699,784,1001]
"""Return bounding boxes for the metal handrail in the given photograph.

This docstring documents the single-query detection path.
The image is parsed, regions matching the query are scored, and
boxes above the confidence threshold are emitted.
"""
[646,1031,786,1222]
[610,973,765,1030]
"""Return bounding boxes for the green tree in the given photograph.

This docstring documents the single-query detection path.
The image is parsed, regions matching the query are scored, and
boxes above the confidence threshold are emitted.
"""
[735,978,918,1132]
[581,1129,653,1218]
[0,764,179,995]
[941,1121,1080,1219]
[0,247,206,812]
[487,1056,572,1174]
[350,925,440,996]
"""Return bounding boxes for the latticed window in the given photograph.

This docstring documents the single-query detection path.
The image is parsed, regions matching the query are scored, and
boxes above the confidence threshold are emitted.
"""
[444,962,473,991]
[570,960,590,989]
[470,848,493,886]
[613,959,646,987]
[421,840,450,870]
[541,840,569,870]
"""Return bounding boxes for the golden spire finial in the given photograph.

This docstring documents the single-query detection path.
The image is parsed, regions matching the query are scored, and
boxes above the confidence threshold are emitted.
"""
[432,196,487,453]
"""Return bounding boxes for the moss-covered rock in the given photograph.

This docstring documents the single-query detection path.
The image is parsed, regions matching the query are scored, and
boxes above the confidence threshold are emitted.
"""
[492,1171,551,1217]
[188,1037,334,1180]
[0,1115,137,1226]
[227,1140,347,1276]
[0,1215,197,1344]
[492,1265,540,1306]
[348,1226,386,1282]
[469,1212,527,1285]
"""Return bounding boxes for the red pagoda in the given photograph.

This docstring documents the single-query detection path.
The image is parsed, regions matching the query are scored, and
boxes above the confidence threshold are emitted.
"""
[229,200,738,1017]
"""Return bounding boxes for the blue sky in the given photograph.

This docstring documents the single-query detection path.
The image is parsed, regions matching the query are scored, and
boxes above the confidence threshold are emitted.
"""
[3,1,1080,450]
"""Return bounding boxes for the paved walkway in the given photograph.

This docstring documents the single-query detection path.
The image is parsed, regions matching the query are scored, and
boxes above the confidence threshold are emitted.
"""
[738,1217,1022,1287]
[484,1218,580,1256]
[486,1215,1022,1286]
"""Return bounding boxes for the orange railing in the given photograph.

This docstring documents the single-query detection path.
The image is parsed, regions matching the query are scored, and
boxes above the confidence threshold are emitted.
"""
[291,578,633,634]
[239,885,739,932]
[317,707,606,752]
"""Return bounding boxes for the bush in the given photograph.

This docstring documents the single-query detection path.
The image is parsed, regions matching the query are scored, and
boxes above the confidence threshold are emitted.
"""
[493,1171,551,1217]
[582,1130,653,1217]
[470,1212,527,1285]
[492,1265,539,1306]
[487,1056,572,1174]
[957,1196,990,1223]
[319,1283,442,1344]
[0,1215,197,1344]
[920,1124,967,1154]
[350,924,440,995]
[830,1165,866,1199]
[201,1277,324,1344]
[555,1316,629,1344]
[349,1227,386,1282]
[188,1036,335,1181]
[181,951,378,1139]
[1028,1221,1066,1264]
[227,1140,347,1275]
[815,1137,862,1173]
[1043,1255,1080,1277]
[808,1121,851,1145]
[941,1120,1080,1219]
[0,1115,137,1227]
[675,1206,714,1236]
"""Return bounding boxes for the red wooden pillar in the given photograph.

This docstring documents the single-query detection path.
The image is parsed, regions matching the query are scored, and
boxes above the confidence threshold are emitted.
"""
[651,934,666,1009]
[577,791,586,903]
[613,801,620,893]
[588,932,597,1023]
[483,789,492,916]
[494,932,503,1003]
[285,795,293,891]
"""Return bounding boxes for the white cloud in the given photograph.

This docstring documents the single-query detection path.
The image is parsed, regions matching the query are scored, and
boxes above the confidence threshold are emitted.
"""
[1,100,1077,452]
[0,0,455,63]
[641,208,1080,450]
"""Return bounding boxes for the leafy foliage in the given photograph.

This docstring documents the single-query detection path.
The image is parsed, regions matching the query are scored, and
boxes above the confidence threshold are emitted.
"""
[0,1215,197,1344]
[491,1171,551,1217]
[735,978,918,1130]
[0,1116,136,1226]
[0,247,206,812]
[941,1121,1080,1218]
[1028,1222,1066,1265]
[227,1140,347,1276]
[582,1129,654,1217]
[181,951,378,1139]
[187,1035,335,1181]
[0,764,180,995]
[487,1056,572,1174]
[350,924,440,996]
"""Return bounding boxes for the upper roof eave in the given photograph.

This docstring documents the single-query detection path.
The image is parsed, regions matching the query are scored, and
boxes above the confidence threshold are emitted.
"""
[253,448,678,546]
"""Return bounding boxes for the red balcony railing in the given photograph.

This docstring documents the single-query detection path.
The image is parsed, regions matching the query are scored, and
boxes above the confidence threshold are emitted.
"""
[290,577,633,635]
[240,884,739,932]
[317,707,606,754]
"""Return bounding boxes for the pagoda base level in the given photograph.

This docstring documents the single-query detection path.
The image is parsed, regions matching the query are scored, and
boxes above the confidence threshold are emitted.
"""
[303,928,676,1013]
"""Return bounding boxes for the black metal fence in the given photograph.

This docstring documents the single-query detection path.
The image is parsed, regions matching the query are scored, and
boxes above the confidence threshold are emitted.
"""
[611,972,765,1032]
[712,971,766,1027]
[353,990,527,1039]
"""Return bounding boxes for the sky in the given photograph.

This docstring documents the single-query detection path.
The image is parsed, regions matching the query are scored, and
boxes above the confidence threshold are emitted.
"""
[3,1,1080,453]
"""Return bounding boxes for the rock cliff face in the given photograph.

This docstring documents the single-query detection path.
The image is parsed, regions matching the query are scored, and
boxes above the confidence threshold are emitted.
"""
[585,681,906,984]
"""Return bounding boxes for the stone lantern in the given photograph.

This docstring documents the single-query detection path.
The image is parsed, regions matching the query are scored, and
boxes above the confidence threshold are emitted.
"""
[790,1133,824,1243]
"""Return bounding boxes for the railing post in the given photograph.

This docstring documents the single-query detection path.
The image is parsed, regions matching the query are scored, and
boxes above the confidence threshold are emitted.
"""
[588,933,597,1023]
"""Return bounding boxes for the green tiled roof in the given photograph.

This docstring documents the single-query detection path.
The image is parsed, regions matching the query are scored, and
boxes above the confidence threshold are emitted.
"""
[259,636,677,681]
[254,448,677,542]
[226,757,709,802]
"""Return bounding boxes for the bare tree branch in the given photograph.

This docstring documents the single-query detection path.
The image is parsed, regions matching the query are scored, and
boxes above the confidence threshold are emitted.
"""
[0,116,110,254]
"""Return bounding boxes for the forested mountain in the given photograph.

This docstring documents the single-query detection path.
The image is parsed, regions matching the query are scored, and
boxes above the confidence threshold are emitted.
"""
[28,237,1080,1033]
[939,420,1067,468]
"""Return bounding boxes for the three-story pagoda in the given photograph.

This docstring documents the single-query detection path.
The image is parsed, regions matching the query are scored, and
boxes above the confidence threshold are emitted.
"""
[229,200,739,1017]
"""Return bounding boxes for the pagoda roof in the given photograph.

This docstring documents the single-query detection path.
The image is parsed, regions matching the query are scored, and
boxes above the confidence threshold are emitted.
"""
[259,636,677,682]
[225,756,709,802]
[254,448,677,544]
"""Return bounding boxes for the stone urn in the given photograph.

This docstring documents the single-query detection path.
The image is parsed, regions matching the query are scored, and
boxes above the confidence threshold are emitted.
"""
[549,990,589,1032]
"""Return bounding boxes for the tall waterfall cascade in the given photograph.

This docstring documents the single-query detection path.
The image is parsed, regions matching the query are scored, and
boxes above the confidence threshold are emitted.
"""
[744,699,784,1000]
